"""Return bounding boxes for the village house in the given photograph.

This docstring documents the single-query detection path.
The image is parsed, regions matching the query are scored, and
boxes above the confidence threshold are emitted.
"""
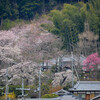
[40,55,83,71]
[69,81,100,100]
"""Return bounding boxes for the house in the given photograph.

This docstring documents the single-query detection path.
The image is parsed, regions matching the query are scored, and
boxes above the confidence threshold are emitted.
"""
[52,89,82,100]
[40,55,85,72]
[40,55,74,71]
[18,96,81,100]
[69,81,100,100]
[53,89,70,96]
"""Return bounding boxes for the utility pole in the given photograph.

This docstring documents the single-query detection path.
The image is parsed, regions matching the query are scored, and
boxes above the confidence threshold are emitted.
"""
[58,57,62,72]
[3,67,11,100]
[5,67,9,100]
[71,52,74,87]
[16,78,30,100]
[39,67,41,99]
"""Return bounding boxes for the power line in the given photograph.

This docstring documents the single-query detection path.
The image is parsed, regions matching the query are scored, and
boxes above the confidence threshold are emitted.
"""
[39,67,41,99]
[16,78,30,100]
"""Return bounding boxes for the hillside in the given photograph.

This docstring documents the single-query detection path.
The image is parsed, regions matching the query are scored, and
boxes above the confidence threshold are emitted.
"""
[0,0,100,85]
[0,0,89,27]
[0,17,66,85]
[0,0,100,98]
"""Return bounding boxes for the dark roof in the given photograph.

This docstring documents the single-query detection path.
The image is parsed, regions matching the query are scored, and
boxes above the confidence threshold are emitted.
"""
[61,95,82,100]
[69,81,100,92]
[52,89,82,100]
[18,96,82,100]
[53,89,69,95]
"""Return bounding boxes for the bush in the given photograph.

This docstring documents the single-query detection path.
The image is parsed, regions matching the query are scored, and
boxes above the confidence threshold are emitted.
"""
[51,65,57,73]
[50,28,60,35]
[1,19,16,30]
[9,85,22,98]
[1,92,16,99]
[41,83,50,96]
[49,86,62,94]
[0,19,30,30]
[0,87,4,96]
[42,94,58,98]
[40,23,54,32]
[63,82,72,90]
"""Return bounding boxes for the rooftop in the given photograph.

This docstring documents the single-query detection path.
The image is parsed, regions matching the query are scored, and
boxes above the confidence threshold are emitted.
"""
[53,89,70,95]
[18,95,82,100]
[69,81,100,92]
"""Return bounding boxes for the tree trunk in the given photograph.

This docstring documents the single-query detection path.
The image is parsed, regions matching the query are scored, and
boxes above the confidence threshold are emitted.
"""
[42,0,45,13]
[0,17,3,26]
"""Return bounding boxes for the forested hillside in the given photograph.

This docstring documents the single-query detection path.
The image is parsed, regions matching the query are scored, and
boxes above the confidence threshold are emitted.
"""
[0,1,100,97]
[48,0,100,52]
[0,0,100,53]
[0,0,88,27]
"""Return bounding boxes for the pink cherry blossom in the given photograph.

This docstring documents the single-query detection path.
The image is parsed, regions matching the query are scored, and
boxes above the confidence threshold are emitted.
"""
[82,53,100,71]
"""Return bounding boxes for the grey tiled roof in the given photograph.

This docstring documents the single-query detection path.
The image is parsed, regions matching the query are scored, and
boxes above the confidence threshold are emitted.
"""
[18,95,82,100]
[69,81,100,91]
[61,95,82,100]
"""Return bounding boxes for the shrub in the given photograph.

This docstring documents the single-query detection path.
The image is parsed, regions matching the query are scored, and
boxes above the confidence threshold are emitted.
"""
[42,94,58,98]
[0,19,30,30]
[1,92,16,99]
[9,85,22,98]
[49,86,62,94]
[40,23,54,32]
[50,27,60,35]
[1,19,16,30]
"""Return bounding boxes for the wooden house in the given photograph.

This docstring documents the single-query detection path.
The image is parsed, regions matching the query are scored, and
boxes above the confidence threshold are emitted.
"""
[69,81,100,100]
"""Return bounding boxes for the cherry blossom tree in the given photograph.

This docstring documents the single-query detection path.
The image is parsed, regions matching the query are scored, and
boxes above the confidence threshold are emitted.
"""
[82,53,100,80]
[19,32,64,62]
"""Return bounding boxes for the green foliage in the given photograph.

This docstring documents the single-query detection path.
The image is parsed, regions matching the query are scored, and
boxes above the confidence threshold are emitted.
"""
[47,80,52,85]
[50,27,60,35]
[0,19,16,30]
[0,87,4,96]
[49,1,100,50]
[42,94,59,98]
[63,82,72,90]
[0,19,30,30]
[41,83,50,96]
[9,85,22,98]
[49,4,84,50]
[34,13,40,20]
[0,0,100,44]
[26,85,38,98]
[51,65,57,73]
[40,23,54,32]
[0,0,99,32]
[40,23,46,27]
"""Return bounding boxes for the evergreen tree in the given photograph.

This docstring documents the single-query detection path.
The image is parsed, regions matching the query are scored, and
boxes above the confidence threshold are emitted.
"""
[0,0,11,25]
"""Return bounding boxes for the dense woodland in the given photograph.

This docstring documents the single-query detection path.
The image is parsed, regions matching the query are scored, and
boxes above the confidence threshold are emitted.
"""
[0,0,89,24]
[49,0,100,52]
